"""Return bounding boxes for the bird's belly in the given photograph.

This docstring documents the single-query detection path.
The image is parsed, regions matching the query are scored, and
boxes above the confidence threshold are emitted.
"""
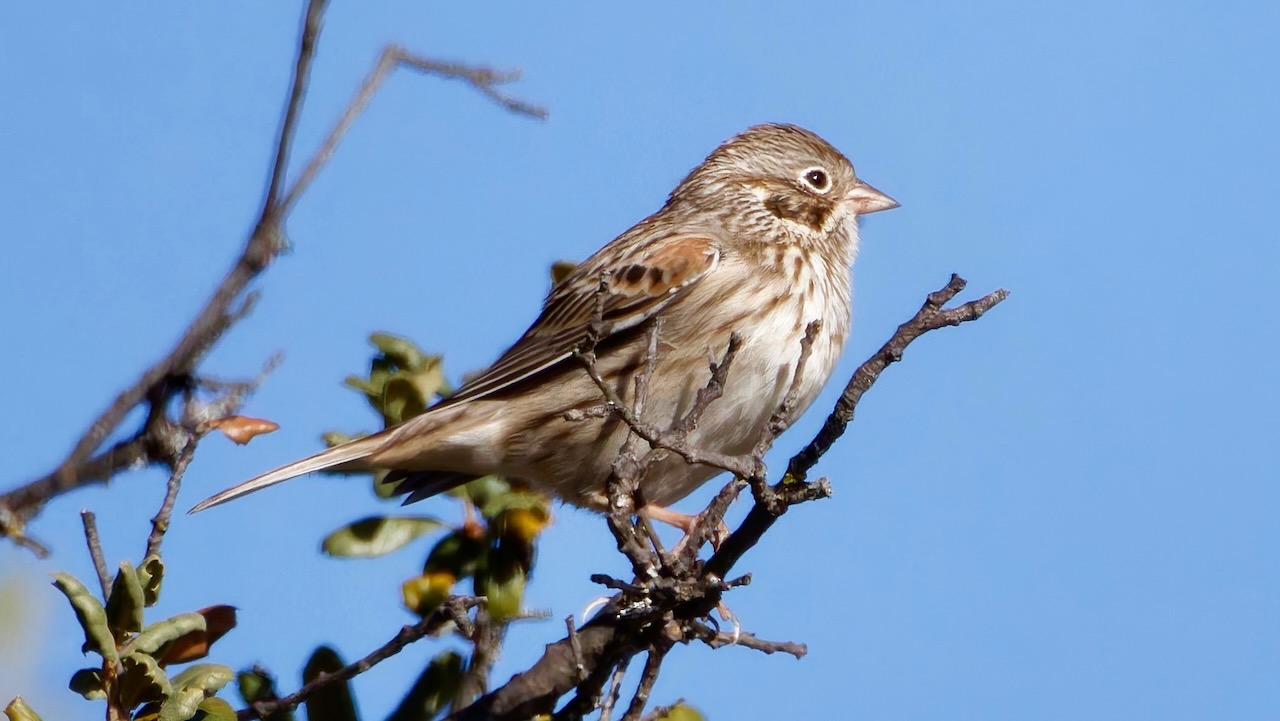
[510,273,848,511]
[636,320,840,506]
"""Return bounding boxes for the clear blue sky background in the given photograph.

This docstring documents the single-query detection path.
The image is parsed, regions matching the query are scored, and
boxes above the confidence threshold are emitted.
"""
[2,2,1277,719]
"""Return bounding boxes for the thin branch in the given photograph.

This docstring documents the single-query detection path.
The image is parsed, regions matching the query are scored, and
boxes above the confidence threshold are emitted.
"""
[598,665,628,721]
[751,320,822,459]
[264,0,326,213]
[0,0,545,550]
[457,276,1009,717]
[80,511,111,600]
[620,648,667,721]
[0,0,326,535]
[552,653,631,721]
[574,337,754,479]
[704,276,1009,580]
[691,623,807,659]
[454,609,506,710]
[280,44,546,214]
[239,596,482,720]
[144,438,196,560]
[565,616,588,683]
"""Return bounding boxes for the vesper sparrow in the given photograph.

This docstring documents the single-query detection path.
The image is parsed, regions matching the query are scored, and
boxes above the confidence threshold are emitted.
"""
[191,123,897,520]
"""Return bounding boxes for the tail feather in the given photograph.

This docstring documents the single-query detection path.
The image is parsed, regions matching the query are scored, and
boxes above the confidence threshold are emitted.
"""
[188,434,385,514]
[383,469,478,505]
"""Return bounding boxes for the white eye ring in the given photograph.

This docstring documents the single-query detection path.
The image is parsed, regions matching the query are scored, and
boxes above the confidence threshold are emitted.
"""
[801,167,832,193]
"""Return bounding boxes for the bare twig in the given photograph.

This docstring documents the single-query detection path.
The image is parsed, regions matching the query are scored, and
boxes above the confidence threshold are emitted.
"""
[620,648,667,721]
[280,44,546,214]
[552,653,631,721]
[0,0,544,551]
[455,609,506,710]
[575,337,754,479]
[789,275,1007,483]
[751,320,823,459]
[566,616,588,683]
[0,0,325,537]
[144,438,196,560]
[455,276,1008,719]
[691,623,807,659]
[704,275,1009,580]
[80,511,111,600]
[239,596,482,720]
[598,665,628,721]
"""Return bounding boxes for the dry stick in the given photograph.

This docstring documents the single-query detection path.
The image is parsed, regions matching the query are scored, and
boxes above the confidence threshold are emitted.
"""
[552,653,630,721]
[454,610,506,710]
[675,321,822,568]
[238,597,482,720]
[576,339,753,478]
[601,319,664,576]
[598,665,628,721]
[704,275,1009,580]
[0,0,324,538]
[692,623,807,659]
[280,44,546,215]
[620,648,667,721]
[80,511,112,600]
[451,276,1008,721]
[0,0,545,550]
[144,438,195,561]
[566,616,588,682]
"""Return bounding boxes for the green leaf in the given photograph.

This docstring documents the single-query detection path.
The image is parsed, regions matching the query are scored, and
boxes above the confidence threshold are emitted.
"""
[302,647,357,721]
[370,332,424,370]
[321,431,356,448]
[549,259,578,285]
[322,515,445,558]
[3,697,44,721]
[367,357,393,397]
[158,660,234,717]
[106,560,145,635]
[158,686,205,721]
[401,572,455,616]
[136,555,164,607]
[479,554,526,623]
[169,663,234,694]
[51,573,117,662]
[386,651,463,721]
[120,653,172,708]
[404,355,447,403]
[655,703,706,721]
[235,669,294,721]
[342,375,379,399]
[423,531,486,580]
[193,697,237,721]
[381,376,427,425]
[125,613,206,657]
[478,489,551,522]
[235,669,269,705]
[370,468,399,499]
[68,668,106,700]
[451,476,509,509]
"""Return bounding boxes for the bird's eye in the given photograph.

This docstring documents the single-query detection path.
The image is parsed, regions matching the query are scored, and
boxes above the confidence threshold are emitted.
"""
[802,168,830,192]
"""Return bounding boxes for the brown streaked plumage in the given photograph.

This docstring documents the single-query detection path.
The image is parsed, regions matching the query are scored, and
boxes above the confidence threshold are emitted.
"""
[190,123,898,516]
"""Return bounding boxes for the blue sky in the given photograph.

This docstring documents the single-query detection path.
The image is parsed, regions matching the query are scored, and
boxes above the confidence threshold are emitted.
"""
[2,2,1277,719]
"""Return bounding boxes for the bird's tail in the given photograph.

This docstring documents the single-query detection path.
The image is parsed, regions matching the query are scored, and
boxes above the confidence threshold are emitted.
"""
[188,433,386,514]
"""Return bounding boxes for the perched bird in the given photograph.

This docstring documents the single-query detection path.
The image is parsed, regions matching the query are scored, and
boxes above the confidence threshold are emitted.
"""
[190,123,898,524]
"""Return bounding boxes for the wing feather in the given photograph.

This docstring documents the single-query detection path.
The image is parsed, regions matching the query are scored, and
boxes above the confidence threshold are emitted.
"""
[440,231,721,406]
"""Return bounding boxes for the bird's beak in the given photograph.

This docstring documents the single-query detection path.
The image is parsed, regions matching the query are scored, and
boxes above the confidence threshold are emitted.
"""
[845,180,899,215]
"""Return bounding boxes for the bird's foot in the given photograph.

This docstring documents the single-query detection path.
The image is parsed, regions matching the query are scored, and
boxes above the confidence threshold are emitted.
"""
[641,504,730,557]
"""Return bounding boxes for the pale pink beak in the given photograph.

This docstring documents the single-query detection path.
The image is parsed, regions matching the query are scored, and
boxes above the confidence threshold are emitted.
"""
[845,180,899,215]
